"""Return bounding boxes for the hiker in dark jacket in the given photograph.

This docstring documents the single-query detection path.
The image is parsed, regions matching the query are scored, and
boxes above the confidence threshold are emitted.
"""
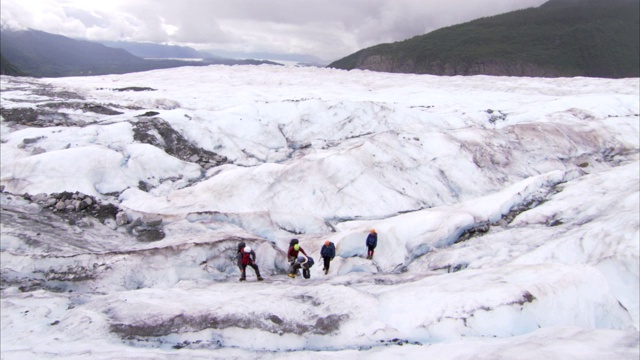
[287,243,308,276]
[236,241,246,270]
[365,229,377,259]
[320,240,335,275]
[239,246,263,281]
[289,254,314,279]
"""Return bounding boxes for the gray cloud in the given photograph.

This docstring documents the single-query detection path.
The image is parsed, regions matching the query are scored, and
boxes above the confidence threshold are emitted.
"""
[62,7,108,28]
[1,0,548,62]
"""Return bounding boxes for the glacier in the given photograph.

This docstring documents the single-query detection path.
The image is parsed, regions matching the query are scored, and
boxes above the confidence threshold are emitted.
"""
[1,65,638,359]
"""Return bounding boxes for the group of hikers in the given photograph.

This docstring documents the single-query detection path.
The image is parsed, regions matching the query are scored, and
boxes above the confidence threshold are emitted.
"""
[236,229,378,282]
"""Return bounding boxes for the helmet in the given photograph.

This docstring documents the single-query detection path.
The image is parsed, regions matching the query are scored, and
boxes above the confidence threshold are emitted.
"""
[244,246,252,253]
[297,256,305,262]
[294,244,300,251]
[324,240,330,246]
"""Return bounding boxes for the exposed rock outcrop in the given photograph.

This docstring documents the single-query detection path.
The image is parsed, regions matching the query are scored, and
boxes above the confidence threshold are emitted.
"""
[9,190,165,242]
[132,116,228,169]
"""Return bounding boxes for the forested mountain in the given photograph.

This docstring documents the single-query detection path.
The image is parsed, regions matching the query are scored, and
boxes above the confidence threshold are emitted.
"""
[328,0,639,78]
[0,54,23,76]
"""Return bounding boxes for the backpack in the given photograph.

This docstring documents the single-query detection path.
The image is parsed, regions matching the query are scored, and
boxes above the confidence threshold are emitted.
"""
[241,250,252,265]
[305,256,314,268]
[366,233,377,248]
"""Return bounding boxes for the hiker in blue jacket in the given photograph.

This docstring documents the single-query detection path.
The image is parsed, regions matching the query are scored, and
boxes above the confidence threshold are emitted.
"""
[365,229,377,260]
[320,240,335,275]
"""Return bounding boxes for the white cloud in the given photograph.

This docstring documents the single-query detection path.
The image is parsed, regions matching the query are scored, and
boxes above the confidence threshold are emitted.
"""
[1,0,548,61]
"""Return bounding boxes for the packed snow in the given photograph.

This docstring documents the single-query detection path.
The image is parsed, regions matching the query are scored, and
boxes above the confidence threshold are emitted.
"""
[1,64,638,359]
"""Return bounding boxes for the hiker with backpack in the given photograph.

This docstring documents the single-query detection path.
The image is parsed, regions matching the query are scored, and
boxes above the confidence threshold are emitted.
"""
[287,239,308,262]
[239,245,263,281]
[236,241,246,271]
[320,240,335,275]
[289,253,315,279]
[365,229,377,260]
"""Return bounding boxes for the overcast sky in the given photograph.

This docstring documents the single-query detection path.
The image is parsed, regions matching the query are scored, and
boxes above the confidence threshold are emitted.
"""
[1,0,547,62]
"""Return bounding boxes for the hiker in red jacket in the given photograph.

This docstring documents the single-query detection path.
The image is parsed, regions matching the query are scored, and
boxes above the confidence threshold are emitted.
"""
[239,246,263,281]
[287,243,308,263]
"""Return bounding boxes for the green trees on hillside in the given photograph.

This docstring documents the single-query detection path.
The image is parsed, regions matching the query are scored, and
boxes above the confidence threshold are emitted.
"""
[329,0,639,78]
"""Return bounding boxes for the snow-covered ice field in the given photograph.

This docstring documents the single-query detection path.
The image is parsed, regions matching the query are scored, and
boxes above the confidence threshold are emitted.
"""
[1,64,638,359]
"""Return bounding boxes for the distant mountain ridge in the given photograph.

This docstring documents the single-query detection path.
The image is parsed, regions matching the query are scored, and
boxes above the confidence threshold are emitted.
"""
[0,29,280,78]
[328,0,640,78]
[97,41,216,60]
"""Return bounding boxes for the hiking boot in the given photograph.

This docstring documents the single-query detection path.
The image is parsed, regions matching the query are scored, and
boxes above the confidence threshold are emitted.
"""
[324,269,328,275]
[239,277,246,281]
[257,277,264,281]
[288,273,295,278]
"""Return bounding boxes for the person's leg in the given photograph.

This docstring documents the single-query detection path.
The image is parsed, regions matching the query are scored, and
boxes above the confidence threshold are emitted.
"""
[240,264,247,280]
[289,264,298,278]
[323,257,330,274]
[251,263,263,280]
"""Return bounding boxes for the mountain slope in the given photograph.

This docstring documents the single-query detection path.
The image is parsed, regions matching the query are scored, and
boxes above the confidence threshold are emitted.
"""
[0,29,281,78]
[0,29,156,77]
[97,41,216,59]
[0,54,24,76]
[328,0,640,78]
